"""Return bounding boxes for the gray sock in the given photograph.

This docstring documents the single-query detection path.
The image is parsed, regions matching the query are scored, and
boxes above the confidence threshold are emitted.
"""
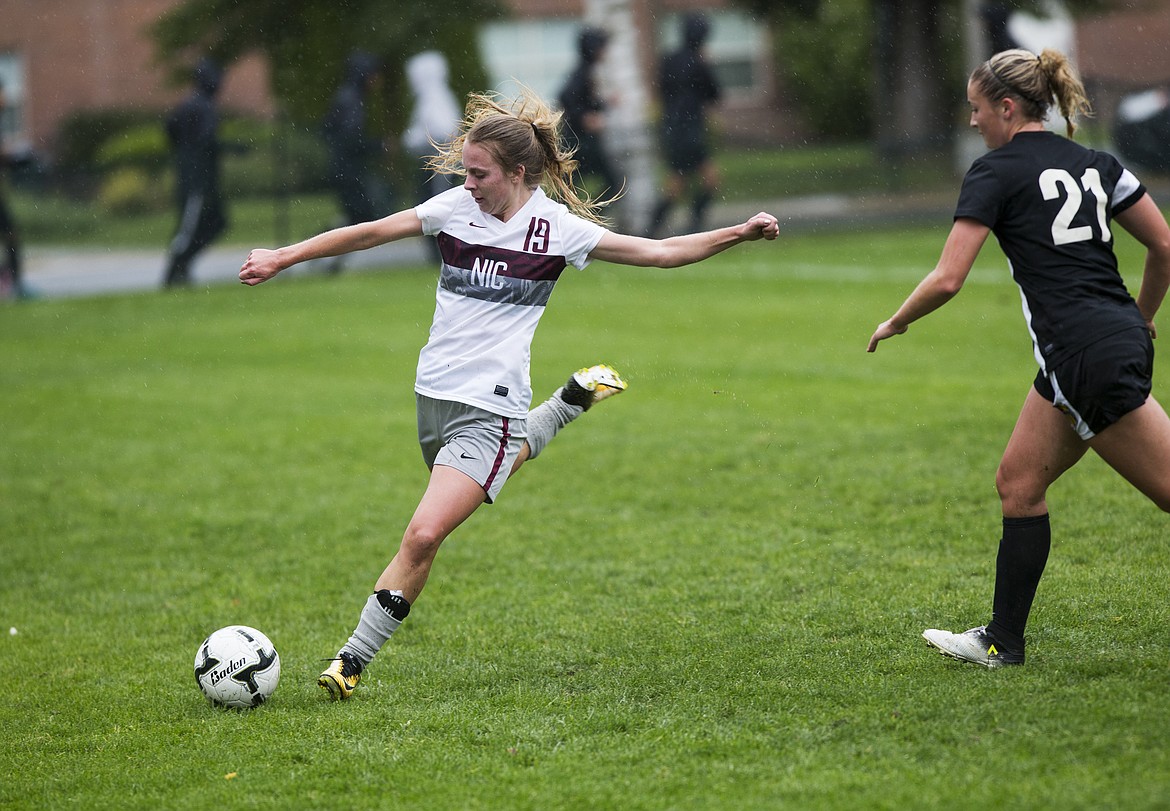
[340,590,410,667]
[525,388,584,460]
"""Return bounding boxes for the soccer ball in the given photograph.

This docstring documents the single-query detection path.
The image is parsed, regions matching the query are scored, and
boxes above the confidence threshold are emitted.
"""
[194,625,281,709]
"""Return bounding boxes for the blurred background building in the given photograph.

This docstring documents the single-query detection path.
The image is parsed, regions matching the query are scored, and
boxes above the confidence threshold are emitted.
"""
[1,0,272,154]
[0,0,790,156]
[3,1,1169,157]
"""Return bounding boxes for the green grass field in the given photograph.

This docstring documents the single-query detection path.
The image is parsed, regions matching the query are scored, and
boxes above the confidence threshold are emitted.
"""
[2,223,1168,810]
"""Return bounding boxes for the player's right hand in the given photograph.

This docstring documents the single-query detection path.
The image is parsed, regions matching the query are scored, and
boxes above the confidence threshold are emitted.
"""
[866,319,907,352]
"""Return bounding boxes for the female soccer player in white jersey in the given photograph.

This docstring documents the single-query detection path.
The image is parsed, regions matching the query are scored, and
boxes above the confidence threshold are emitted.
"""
[868,49,1170,668]
[240,88,779,698]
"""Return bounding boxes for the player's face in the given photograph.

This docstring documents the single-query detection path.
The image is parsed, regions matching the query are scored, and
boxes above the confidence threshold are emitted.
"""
[967,80,1010,149]
[462,140,524,221]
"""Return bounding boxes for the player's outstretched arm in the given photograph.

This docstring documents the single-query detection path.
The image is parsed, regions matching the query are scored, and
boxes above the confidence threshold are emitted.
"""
[240,210,425,286]
[867,217,990,352]
[588,212,779,269]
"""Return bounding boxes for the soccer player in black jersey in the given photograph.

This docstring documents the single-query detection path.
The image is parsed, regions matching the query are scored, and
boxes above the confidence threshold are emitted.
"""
[868,48,1170,668]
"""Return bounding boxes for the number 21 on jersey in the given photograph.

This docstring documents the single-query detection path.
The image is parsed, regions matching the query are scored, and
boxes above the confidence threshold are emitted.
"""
[1039,167,1111,246]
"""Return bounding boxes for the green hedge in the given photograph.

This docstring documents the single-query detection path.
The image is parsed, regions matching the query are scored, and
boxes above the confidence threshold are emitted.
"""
[56,109,337,215]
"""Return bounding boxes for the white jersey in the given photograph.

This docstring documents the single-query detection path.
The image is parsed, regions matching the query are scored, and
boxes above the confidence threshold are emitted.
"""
[414,186,607,417]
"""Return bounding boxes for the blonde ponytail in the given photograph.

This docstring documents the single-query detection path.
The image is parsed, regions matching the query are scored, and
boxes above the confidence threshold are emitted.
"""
[972,47,1092,137]
[429,85,615,226]
[1037,48,1092,137]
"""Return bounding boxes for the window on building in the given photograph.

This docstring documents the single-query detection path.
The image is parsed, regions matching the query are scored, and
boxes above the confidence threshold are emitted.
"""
[0,53,26,144]
[477,11,770,106]
[656,10,769,100]
[478,19,580,102]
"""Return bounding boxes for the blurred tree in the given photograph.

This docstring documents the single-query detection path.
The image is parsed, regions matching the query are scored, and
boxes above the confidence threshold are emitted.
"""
[732,0,820,16]
[153,0,503,223]
[869,0,958,158]
[731,0,1111,147]
[151,0,503,127]
[772,0,873,140]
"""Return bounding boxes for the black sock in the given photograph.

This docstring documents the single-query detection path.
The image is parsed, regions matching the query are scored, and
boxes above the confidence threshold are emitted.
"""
[375,588,412,621]
[986,514,1051,649]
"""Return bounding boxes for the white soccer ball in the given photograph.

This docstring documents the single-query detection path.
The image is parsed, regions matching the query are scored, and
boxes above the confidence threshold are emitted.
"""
[194,625,281,709]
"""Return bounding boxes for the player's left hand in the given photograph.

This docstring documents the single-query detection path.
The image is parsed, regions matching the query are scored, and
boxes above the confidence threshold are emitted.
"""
[239,248,282,286]
[742,212,779,241]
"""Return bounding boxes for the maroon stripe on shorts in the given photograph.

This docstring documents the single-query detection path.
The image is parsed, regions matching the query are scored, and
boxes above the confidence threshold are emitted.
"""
[483,417,511,495]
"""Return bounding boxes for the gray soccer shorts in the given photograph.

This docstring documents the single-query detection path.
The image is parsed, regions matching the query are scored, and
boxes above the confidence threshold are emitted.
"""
[416,394,527,504]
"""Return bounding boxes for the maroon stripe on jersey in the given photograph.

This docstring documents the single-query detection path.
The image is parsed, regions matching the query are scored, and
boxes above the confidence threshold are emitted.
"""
[482,417,511,496]
[438,232,568,281]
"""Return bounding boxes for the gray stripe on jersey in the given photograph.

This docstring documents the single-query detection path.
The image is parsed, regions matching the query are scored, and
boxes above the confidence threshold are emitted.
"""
[438,263,556,307]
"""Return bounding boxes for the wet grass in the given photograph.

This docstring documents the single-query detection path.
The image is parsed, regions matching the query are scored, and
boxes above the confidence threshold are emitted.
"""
[1,225,1168,809]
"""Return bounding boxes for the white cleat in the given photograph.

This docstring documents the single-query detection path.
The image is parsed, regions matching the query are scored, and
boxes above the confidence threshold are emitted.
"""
[560,364,628,411]
[922,626,1024,668]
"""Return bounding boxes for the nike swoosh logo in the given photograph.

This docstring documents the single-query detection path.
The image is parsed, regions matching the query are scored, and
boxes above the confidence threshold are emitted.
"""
[468,222,486,228]
[460,452,476,460]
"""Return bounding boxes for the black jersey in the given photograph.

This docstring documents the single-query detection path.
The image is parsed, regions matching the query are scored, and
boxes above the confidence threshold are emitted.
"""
[955,130,1147,372]
[658,47,720,146]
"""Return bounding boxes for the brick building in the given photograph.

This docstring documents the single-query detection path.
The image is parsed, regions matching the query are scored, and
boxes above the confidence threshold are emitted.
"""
[0,0,780,155]
[1074,1,1170,118]
[0,0,271,153]
[1,0,1168,156]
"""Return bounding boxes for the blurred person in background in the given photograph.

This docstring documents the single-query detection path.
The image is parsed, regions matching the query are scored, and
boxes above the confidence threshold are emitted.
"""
[402,50,462,262]
[1113,87,1170,175]
[162,58,227,289]
[0,77,27,300]
[322,50,385,272]
[558,27,622,201]
[646,13,720,237]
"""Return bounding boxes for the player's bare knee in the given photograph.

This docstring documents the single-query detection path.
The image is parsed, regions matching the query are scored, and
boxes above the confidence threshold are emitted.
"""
[994,465,1018,503]
[401,522,446,563]
[996,468,1046,516]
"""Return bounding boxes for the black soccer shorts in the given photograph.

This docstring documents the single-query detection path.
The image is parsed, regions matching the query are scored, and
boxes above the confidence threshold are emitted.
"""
[1034,326,1154,439]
